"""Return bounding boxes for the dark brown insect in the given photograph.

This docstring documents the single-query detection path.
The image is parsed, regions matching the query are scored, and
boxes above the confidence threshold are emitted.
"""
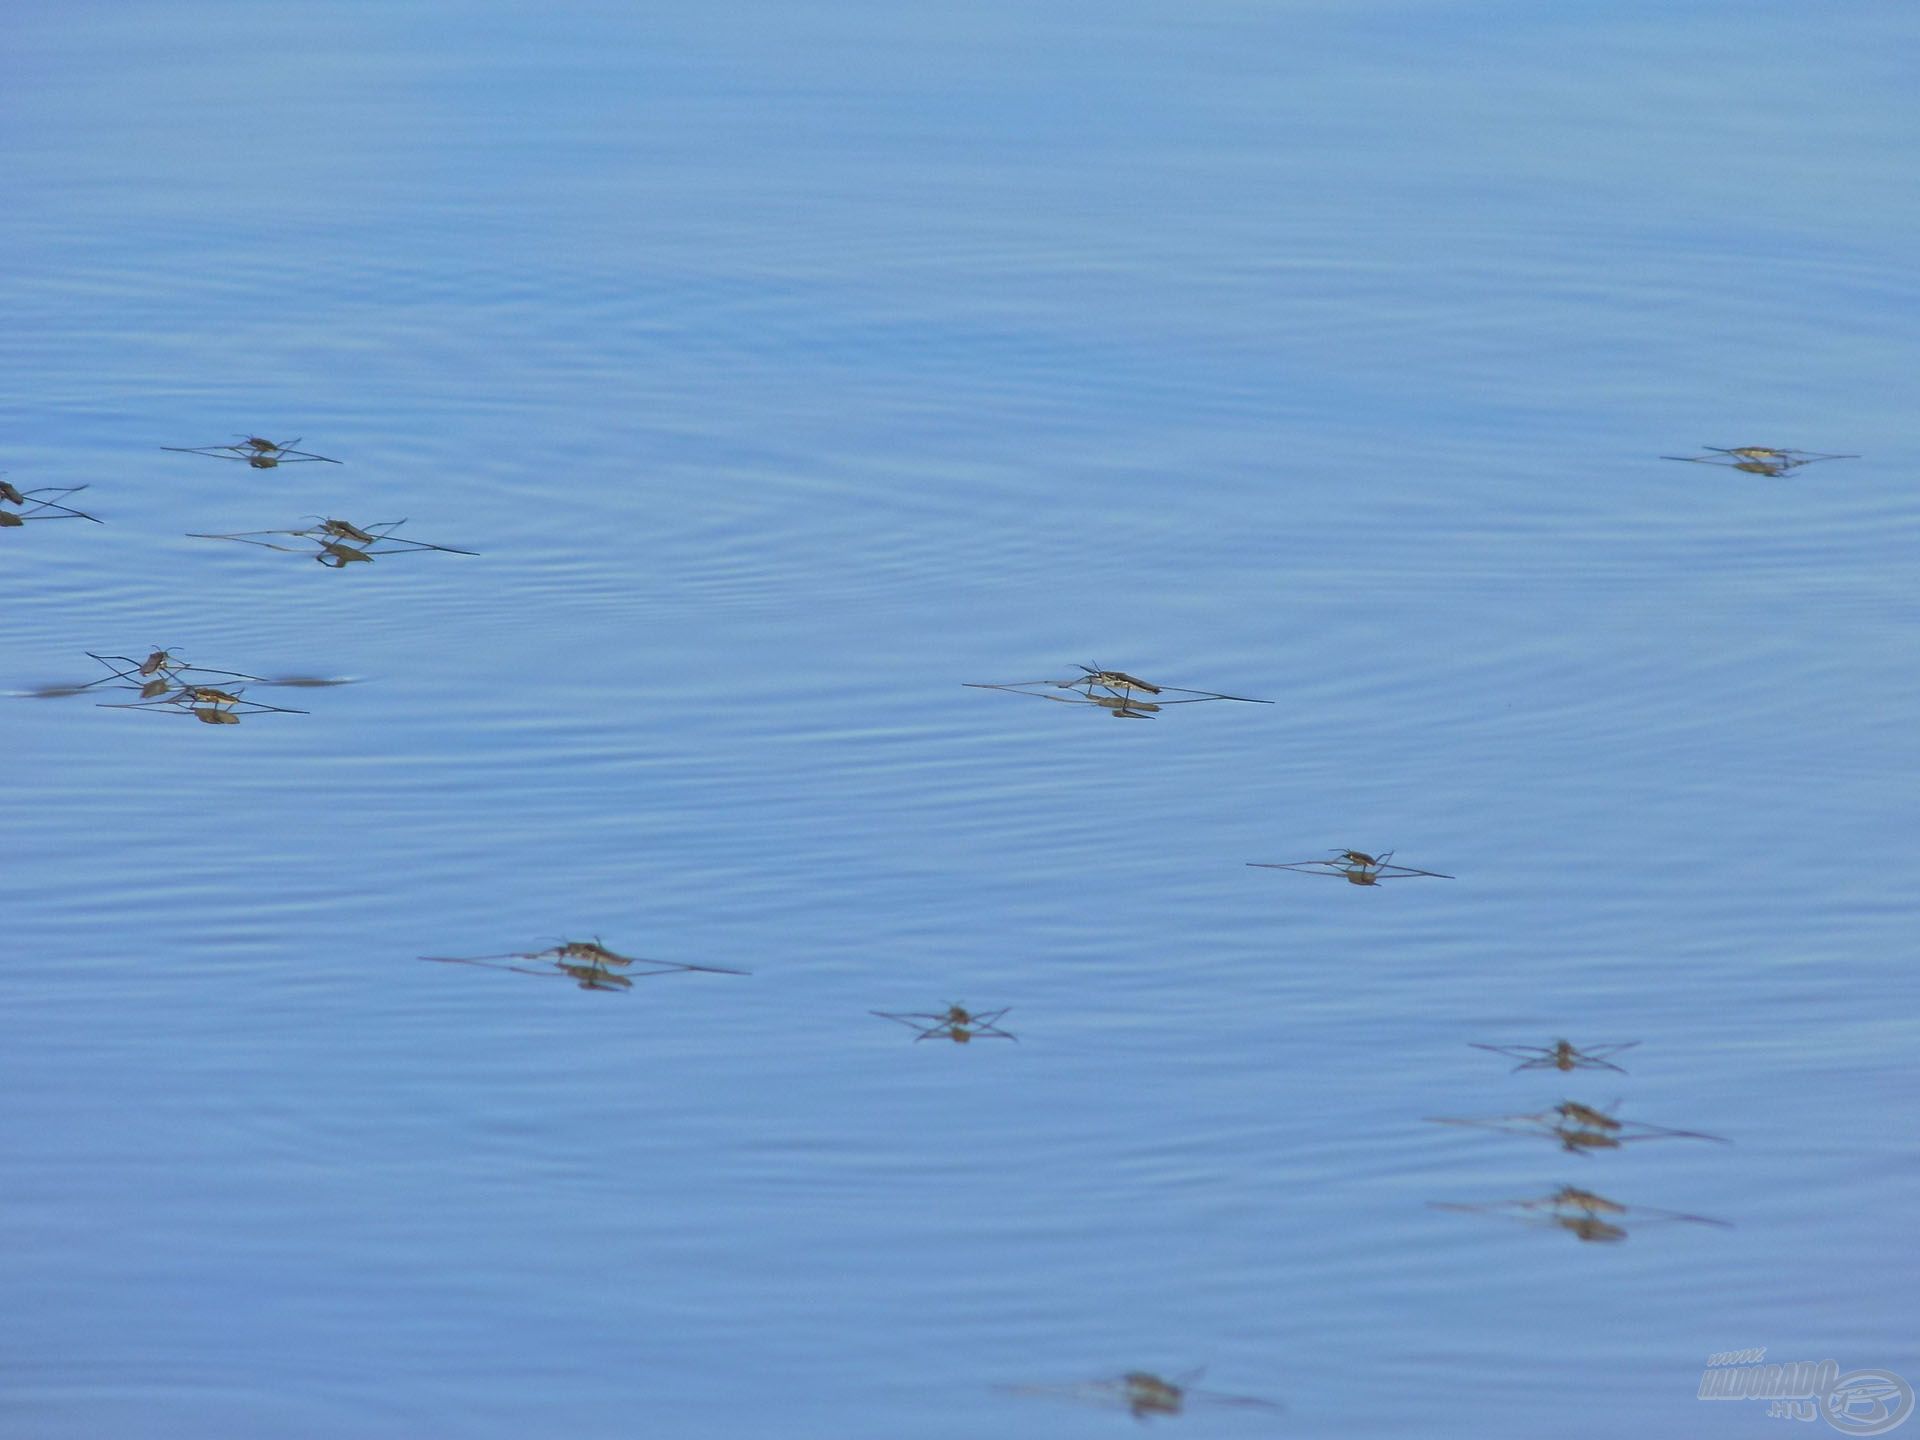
[79,652,266,696]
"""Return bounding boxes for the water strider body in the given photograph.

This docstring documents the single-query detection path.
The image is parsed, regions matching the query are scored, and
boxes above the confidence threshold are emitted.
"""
[1247,849,1453,883]
[1663,445,1857,474]
[1003,1368,1282,1419]
[163,436,342,467]
[190,517,475,565]
[1469,1039,1640,1074]
[420,940,748,984]
[966,664,1270,718]
[871,1004,1016,1043]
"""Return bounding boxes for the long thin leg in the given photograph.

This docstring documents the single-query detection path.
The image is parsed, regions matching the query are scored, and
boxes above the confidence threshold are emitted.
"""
[188,532,317,552]
[365,537,480,557]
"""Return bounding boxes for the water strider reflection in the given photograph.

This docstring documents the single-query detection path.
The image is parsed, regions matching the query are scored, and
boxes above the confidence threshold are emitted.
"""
[1430,1187,1731,1243]
[1246,849,1453,884]
[1426,1102,1729,1154]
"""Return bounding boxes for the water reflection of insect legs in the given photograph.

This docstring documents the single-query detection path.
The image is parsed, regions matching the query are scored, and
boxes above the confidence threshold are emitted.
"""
[962,682,1163,717]
[1431,1186,1730,1241]
[421,953,633,990]
[1425,1104,1728,1151]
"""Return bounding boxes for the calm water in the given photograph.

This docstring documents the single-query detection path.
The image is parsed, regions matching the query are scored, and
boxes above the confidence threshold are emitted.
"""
[5,3,1918,1436]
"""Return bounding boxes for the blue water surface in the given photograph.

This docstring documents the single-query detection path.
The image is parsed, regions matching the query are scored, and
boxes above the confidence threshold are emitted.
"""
[4,3,1917,1436]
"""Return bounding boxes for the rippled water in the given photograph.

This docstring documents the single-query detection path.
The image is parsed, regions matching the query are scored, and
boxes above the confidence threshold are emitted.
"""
[6,3,1918,1436]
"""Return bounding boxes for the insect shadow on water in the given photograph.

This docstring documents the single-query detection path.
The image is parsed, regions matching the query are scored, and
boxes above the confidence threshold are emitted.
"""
[965,664,1272,719]
[1662,446,1858,476]
[1001,1368,1283,1421]
[1246,849,1454,884]
[1430,1186,1731,1243]
[420,939,750,990]
[1425,1101,1728,1153]
[1468,1039,1641,1074]
[1,480,102,526]
[870,1004,1016,1043]
[162,436,342,468]
[188,518,477,565]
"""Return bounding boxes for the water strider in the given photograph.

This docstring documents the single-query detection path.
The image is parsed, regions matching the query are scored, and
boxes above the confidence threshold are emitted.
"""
[1468,1039,1640,1074]
[1662,445,1857,475]
[420,940,750,984]
[1247,849,1454,883]
[870,1004,1016,1043]
[1002,1368,1282,1419]
[189,517,476,564]
[162,436,342,468]
[965,664,1271,718]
